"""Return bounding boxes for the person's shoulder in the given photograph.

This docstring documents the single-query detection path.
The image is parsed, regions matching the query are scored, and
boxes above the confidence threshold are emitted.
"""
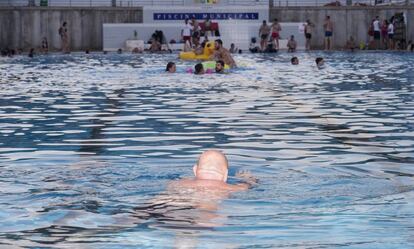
[168,178,194,189]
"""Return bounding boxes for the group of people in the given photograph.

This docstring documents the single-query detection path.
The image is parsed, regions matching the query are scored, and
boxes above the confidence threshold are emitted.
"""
[290,56,325,69]
[369,15,397,50]
[165,39,236,75]
[182,17,217,52]
[258,19,282,51]
[2,16,413,58]
[165,60,226,75]
[253,17,329,53]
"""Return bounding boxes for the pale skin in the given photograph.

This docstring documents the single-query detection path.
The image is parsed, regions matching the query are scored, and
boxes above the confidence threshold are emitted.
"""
[57,151,256,249]
[323,17,333,50]
[209,42,236,68]
[169,150,256,192]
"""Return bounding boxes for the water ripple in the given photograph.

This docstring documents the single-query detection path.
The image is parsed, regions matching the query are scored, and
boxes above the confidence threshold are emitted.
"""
[0,52,413,248]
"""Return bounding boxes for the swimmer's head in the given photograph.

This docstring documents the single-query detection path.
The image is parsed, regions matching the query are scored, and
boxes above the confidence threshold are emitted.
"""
[193,150,229,182]
[215,60,225,73]
[194,63,204,75]
[291,56,299,65]
[315,57,324,68]
[215,39,223,50]
[166,62,176,73]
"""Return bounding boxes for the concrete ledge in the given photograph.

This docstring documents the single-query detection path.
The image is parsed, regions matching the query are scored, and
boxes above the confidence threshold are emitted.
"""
[270,6,414,10]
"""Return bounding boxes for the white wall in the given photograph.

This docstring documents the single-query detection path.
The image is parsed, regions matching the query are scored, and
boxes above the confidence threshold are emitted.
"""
[103,22,306,51]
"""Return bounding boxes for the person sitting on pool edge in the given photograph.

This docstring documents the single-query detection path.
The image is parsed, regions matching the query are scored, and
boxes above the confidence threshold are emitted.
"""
[291,57,299,65]
[215,60,225,74]
[315,57,325,69]
[166,62,176,73]
[169,150,257,191]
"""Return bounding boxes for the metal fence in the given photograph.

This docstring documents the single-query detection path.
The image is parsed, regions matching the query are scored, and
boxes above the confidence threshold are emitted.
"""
[271,0,412,6]
[0,0,411,6]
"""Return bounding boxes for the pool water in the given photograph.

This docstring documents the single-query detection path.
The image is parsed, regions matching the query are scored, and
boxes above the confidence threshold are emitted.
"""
[0,52,413,248]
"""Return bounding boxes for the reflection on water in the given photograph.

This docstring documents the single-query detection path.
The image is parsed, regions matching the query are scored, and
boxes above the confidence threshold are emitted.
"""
[0,52,414,248]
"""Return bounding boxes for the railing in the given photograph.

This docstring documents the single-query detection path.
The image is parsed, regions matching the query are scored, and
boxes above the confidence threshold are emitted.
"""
[0,0,268,7]
[271,0,412,6]
[0,0,410,6]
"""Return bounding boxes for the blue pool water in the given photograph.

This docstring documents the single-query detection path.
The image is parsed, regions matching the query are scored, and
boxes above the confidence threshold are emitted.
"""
[0,52,413,248]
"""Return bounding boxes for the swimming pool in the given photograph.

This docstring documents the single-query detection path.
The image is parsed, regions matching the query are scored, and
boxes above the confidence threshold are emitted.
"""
[0,52,413,248]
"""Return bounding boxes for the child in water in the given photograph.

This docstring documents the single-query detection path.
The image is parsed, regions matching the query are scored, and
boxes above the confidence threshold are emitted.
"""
[166,62,176,73]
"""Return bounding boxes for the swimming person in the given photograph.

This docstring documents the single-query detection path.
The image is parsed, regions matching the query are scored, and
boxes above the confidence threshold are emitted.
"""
[28,48,35,58]
[165,62,176,73]
[169,150,257,191]
[212,39,236,68]
[291,57,299,65]
[316,57,325,69]
[194,63,205,75]
[215,60,225,73]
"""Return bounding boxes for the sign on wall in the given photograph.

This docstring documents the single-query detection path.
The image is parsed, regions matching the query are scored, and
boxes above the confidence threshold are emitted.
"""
[153,13,259,21]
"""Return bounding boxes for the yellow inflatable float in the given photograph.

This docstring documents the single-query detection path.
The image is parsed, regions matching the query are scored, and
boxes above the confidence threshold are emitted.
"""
[179,41,215,60]
[180,41,230,69]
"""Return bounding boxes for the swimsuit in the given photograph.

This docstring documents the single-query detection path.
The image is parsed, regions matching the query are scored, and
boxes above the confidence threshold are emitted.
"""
[374,31,380,40]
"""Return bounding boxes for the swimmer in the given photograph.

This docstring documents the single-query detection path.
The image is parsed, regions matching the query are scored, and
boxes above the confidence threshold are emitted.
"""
[169,150,257,191]
[165,62,176,73]
[315,57,325,69]
[212,39,236,68]
[28,48,35,58]
[215,60,225,73]
[291,56,299,65]
[194,63,204,75]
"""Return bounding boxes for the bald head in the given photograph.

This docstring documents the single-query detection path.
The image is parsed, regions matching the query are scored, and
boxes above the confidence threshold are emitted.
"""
[193,150,229,182]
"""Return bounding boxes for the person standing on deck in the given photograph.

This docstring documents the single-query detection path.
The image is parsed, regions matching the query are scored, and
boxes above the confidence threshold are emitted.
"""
[323,16,333,50]
[258,20,270,52]
[58,22,70,54]
[304,20,315,51]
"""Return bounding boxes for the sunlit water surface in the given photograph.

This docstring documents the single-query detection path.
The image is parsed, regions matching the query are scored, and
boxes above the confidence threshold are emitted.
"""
[0,52,414,248]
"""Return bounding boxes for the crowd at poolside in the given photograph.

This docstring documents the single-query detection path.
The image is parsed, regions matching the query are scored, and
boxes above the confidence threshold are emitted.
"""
[1,16,413,73]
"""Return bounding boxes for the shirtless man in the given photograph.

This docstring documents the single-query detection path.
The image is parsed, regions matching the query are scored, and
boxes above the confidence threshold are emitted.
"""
[304,19,315,51]
[211,39,236,68]
[169,150,256,191]
[270,18,282,50]
[323,16,333,50]
[258,20,270,52]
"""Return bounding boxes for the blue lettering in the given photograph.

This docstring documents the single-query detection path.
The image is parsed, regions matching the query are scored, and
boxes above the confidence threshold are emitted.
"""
[153,12,259,21]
